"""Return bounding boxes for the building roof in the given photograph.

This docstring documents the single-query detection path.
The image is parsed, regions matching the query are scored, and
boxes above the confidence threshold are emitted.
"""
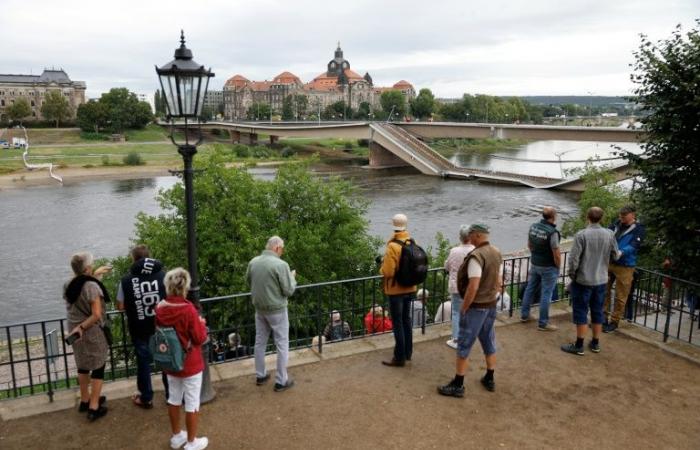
[272,71,302,85]
[224,74,250,89]
[0,69,77,85]
[393,80,414,89]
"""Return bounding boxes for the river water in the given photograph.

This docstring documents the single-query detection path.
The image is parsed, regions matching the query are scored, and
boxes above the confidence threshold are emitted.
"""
[0,140,639,325]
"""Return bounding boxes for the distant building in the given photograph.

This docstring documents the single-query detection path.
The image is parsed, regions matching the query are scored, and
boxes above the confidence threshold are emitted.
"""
[223,43,415,121]
[0,69,86,121]
[203,90,224,116]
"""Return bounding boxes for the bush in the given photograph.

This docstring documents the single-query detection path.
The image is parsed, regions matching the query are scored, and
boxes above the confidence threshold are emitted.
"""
[252,147,270,158]
[233,144,250,158]
[123,152,145,166]
[343,141,354,151]
[281,147,295,158]
[357,139,370,147]
[101,155,111,166]
[80,131,110,141]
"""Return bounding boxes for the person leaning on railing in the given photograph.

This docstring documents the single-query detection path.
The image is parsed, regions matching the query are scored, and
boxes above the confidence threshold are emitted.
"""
[63,251,113,421]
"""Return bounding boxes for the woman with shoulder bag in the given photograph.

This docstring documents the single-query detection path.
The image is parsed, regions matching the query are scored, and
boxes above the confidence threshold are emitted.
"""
[64,251,112,421]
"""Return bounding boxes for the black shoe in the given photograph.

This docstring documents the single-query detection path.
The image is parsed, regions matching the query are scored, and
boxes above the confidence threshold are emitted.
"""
[256,374,270,386]
[603,322,618,333]
[79,395,106,412]
[437,382,464,398]
[561,343,584,356]
[381,359,405,367]
[87,405,108,421]
[274,379,295,392]
[480,376,495,392]
[588,341,601,353]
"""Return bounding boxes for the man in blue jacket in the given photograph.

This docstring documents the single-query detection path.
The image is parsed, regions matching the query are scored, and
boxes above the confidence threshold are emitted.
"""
[603,205,645,333]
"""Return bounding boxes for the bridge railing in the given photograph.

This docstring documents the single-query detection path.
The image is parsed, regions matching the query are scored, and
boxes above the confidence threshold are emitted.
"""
[2,253,697,401]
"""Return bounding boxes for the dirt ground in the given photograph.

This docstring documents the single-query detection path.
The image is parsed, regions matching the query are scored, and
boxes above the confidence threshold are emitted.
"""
[1,317,698,450]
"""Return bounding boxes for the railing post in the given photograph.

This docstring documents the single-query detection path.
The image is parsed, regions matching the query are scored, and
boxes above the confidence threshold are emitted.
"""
[40,322,54,402]
[663,275,672,343]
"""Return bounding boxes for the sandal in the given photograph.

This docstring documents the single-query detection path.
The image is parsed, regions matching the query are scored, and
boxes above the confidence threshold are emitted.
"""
[132,394,153,409]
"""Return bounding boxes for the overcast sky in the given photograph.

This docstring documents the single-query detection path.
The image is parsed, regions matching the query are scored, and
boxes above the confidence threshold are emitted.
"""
[2,0,698,98]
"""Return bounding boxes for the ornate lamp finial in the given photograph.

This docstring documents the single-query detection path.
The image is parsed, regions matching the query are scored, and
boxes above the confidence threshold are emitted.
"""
[180,30,186,47]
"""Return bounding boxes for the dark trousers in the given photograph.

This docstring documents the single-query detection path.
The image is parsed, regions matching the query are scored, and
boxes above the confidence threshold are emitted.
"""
[389,293,415,362]
[133,337,169,402]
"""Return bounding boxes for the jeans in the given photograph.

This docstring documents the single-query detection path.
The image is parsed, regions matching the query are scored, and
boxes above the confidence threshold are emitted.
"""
[521,265,559,327]
[571,282,607,325]
[388,293,415,362]
[134,337,154,403]
[450,293,463,340]
[457,306,497,359]
[254,309,289,386]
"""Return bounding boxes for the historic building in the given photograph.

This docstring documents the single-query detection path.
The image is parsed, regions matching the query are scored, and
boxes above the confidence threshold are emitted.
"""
[223,44,415,121]
[0,69,86,121]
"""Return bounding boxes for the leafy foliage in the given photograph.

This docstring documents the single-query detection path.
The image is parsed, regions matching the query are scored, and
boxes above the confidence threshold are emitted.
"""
[409,88,435,119]
[246,102,271,120]
[123,152,145,166]
[7,98,32,123]
[77,88,152,133]
[41,90,72,128]
[626,22,700,281]
[380,90,406,118]
[76,100,108,133]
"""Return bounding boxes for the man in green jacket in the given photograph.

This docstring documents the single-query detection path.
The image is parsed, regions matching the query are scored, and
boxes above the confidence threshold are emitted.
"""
[246,236,297,392]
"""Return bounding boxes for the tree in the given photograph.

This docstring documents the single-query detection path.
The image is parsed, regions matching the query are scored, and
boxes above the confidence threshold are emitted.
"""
[6,98,32,124]
[76,100,108,133]
[99,88,152,133]
[154,90,167,117]
[41,90,72,128]
[380,90,406,119]
[282,95,294,120]
[409,88,435,119]
[625,21,700,282]
[354,101,371,119]
[246,102,271,120]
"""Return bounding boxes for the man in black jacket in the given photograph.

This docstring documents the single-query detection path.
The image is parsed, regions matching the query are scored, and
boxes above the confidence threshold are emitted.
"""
[116,245,167,408]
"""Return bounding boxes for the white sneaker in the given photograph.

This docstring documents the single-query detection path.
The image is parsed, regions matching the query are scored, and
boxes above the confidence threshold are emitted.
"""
[446,339,458,349]
[184,437,209,450]
[170,431,187,449]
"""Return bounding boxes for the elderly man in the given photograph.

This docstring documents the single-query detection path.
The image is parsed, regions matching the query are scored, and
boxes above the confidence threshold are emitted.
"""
[246,236,297,392]
[603,205,645,333]
[444,225,475,348]
[562,207,620,355]
[438,224,502,397]
[380,213,419,367]
[520,206,562,331]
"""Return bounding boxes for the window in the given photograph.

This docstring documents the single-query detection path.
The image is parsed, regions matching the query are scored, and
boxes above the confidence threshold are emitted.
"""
[31,100,35,107]
[0,100,4,106]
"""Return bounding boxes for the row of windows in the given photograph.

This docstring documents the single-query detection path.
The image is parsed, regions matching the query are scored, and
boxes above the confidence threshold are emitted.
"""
[1,99,40,107]
[0,90,73,97]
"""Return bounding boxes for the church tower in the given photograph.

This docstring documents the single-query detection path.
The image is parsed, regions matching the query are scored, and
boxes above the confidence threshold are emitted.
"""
[327,42,350,78]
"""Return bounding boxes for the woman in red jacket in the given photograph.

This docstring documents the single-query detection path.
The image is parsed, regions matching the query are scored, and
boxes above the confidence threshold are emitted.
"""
[364,305,393,334]
[156,268,209,450]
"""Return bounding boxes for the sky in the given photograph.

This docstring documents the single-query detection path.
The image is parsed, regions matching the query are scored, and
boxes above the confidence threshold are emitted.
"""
[1,0,698,99]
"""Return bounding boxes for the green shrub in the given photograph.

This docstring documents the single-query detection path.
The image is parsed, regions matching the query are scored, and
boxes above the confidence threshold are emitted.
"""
[123,152,145,166]
[281,147,295,158]
[252,147,270,158]
[357,139,370,147]
[101,155,110,166]
[233,144,250,158]
[80,131,110,141]
[343,141,354,150]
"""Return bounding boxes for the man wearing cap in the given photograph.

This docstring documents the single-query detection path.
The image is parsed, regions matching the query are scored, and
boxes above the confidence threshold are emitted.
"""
[520,206,561,331]
[379,213,418,367]
[603,205,645,333]
[444,225,475,348]
[438,224,502,397]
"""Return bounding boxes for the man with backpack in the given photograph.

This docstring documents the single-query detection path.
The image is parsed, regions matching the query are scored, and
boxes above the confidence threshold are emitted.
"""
[379,214,428,367]
[116,244,168,409]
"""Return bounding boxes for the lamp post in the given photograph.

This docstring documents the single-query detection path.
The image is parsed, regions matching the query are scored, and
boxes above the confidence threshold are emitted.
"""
[156,30,216,403]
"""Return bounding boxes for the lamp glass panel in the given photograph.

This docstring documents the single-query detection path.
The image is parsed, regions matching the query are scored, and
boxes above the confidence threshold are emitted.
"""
[197,76,210,116]
[160,74,179,116]
[178,75,196,115]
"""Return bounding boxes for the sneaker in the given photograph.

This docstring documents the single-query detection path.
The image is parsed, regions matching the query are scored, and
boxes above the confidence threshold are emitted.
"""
[86,405,108,422]
[603,322,618,333]
[446,339,458,349]
[560,343,584,356]
[480,376,495,392]
[537,323,559,331]
[79,395,106,412]
[170,430,188,449]
[520,316,534,323]
[588,341,601,353]
[184,437,209,450]
[256,374,270,386]
[274,379,295,392]
[437,382,464,398]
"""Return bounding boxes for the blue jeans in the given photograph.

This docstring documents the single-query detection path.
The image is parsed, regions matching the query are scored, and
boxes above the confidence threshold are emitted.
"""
[521,265,559,327]
[134,337,155,403]
[571,282,606,325]
[388,293,415,362]
[450,293,463,340]
[457,307,497,359]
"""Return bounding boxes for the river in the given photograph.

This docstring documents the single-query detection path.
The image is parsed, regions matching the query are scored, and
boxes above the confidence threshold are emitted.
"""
[0,139,638,325]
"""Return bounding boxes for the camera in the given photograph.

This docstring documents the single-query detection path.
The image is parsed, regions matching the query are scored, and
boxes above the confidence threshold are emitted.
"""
[65,332,80,346]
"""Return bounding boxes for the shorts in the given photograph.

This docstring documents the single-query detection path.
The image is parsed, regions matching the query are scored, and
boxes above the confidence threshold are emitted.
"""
[571,282,606,325]
[167,372,203,413]
[457,306,497,359]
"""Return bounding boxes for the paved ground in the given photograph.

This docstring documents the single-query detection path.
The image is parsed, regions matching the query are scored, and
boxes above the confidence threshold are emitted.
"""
[1,316,698,450]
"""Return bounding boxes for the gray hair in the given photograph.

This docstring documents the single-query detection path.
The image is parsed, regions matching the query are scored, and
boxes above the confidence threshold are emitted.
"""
[458,224,471,243]
[164,267,191,297]
[266,236,284,250]
[70,251,94,276]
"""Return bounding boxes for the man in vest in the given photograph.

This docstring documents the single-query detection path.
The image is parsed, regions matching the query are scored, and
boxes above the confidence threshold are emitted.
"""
[247,236,297,392]
[438,224,502,397]
[116,244,167,409]
[520,206,561,331]
[562,207,620,355]
[603,205,645,333]
[380,213,418,367]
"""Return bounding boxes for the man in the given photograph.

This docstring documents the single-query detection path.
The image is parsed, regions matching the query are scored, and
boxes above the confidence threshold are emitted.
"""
[561,207,620,356]
[246,236,297,392]
[603,205,645,333]
[438,224,502,397]
[444,225,475,348]
[380,213,418,367]
[520,206,561,331]
[116,244,167,409]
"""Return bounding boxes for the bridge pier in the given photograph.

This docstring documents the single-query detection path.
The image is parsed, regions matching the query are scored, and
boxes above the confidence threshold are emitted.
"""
[239,133,258,146]
[368,142,411,169]
[269,135,279,146]
[229,130,241,143]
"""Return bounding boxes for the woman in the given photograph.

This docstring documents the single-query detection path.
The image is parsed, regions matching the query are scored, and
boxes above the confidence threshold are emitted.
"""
[156,268,209,450]
[364,305,393,334]
[64,251,111,421]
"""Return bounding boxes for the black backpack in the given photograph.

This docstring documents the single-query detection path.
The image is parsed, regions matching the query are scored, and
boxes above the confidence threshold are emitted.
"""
[391,238,429,287]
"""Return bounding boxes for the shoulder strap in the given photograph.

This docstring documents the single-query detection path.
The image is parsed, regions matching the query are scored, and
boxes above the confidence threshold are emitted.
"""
[391,238,407,246]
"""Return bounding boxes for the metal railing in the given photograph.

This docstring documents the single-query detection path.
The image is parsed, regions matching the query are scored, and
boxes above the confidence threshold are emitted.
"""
[2,252,697,401]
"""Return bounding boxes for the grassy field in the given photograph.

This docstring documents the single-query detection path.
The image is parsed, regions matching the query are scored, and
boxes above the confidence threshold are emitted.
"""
[429,138,530,157]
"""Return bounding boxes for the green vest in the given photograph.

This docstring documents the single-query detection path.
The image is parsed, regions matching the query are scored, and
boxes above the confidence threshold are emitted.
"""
[528,220,559,267]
